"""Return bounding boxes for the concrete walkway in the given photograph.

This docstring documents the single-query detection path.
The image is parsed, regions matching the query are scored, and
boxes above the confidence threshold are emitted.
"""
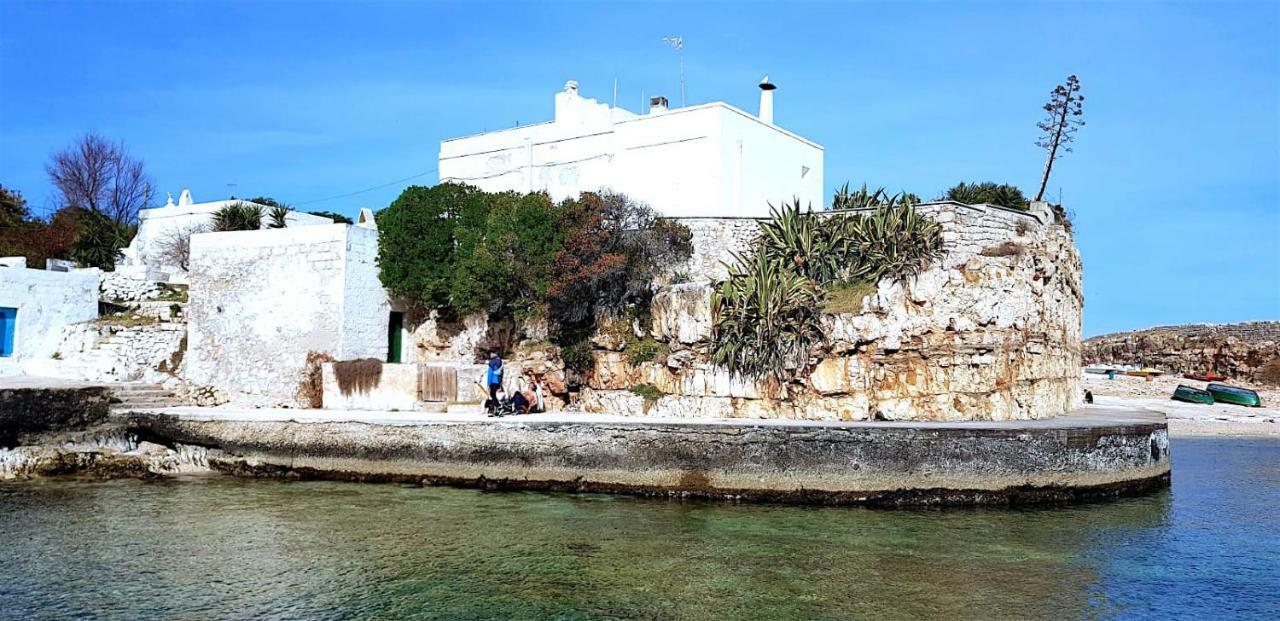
[124,403,1165,431]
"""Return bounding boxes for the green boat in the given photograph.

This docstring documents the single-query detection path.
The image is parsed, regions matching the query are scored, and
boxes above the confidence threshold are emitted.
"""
[1206,383,1263,408]
[1172,385,1214,405]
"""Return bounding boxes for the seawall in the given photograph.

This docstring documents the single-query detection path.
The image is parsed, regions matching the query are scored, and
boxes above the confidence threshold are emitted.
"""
[128,408,1170,507]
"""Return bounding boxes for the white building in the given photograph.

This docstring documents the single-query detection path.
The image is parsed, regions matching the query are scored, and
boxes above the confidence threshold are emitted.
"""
[119,189,336,282]
[0,258,99,374]
[185,221,391,407]
[438,78,824,218]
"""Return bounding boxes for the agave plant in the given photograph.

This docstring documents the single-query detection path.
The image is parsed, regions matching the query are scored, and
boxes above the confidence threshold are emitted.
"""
[943,182,1029,210]
[843,201,944,283]
[211,201,263,232]
[268,205,289,229]
[831,183,921,211]
[711,249,825,384]
[756,199,843,285]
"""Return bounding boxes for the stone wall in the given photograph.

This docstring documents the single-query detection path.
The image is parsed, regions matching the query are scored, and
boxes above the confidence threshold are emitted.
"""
[675,218,760,281]
[48,321,187,385]
[1084,321,1280,385]
[582,201,1082,422]
[186,225,389,407]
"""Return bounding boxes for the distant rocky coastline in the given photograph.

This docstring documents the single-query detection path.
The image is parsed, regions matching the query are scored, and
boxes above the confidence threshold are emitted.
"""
[1084,321,1280,386]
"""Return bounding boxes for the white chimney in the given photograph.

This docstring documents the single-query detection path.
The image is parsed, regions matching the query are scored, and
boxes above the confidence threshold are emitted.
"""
[758,75,776,124]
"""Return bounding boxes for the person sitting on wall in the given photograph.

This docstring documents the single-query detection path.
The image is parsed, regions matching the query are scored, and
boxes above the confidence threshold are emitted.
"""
[512,389,531,414]
[486,352,504,414]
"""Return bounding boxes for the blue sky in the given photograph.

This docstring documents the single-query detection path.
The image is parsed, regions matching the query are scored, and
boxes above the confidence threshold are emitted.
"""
[1,1,1276,336]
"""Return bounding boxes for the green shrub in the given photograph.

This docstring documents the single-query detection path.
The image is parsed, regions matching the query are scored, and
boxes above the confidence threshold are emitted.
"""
[823,279,876,314]
[377,183,485,311]
[711,250,826,384]
[629,383,664,411]
[943,182,1029,210]
[72,209,131,270]
[830,183,920,211]
[211,201,263,232]
[625,336,669,365]
[307,210,353,224]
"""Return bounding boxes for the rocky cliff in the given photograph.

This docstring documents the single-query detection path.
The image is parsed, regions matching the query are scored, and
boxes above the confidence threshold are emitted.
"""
[582,202,1083,422]
[1083,322,1280,386]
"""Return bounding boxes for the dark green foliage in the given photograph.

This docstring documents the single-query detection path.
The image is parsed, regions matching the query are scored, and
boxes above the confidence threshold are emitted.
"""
[377,183,485,311]
[0,184,28,227]
[211,201,263,232]
[943,182,1029,210]
[711,198,943,383]
[711,249,826,385]
[450,191,566,317]
[268,205,289,228]
[71,209,132,270]
[830,183,919,211]
[247,196,286,208]
[307,210,354,224]
[625,335,668,365]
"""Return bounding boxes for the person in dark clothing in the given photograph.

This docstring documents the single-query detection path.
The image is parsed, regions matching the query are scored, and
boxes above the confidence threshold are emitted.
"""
[1084,390,1094,404]
[486,353,504,414]
[512,390,530,414]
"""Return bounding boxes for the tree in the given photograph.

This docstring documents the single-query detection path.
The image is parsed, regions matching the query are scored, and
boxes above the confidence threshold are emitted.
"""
[0,184,29,228]
[306,210,353,224]
[1034,75,1085,202]
[377,183,486,311]
[46,133,155,225]
[154,223,208,271]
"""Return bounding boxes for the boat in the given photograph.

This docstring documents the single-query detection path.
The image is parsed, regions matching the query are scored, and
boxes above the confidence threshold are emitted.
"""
[1125,368,1164,377]
[1171,385,1215,405]
[1205,383,1263,408]
[1184,372,1227,382]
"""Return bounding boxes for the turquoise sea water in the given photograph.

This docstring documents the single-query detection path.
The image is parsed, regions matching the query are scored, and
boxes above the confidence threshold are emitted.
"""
[1,437,1277,620]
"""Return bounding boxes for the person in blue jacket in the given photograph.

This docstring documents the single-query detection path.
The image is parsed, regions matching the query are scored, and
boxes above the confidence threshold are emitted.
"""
[486,353,504,414]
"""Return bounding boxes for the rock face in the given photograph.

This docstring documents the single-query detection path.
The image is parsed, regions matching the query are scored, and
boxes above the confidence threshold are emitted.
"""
[1084,322,1280,386]
[583,201,1083,421]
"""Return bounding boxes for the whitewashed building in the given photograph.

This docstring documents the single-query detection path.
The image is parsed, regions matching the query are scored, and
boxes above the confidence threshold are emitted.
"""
[185,219,391,407]
[118,189,335,283]
[0,258,99,374]
[438,78,824,217]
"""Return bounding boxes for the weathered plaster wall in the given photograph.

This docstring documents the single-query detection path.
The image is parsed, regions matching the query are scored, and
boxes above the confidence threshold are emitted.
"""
[1084,321,1280,385]
[321,362,420,411]
[583,201,1083,422]
[0,264,99,361]
[186,225,388,407]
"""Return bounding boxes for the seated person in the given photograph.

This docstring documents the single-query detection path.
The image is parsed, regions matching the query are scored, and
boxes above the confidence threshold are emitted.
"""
[512,390,531,414]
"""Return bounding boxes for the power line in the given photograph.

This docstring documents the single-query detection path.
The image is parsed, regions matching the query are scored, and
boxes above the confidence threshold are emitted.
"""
[292,168,438,206]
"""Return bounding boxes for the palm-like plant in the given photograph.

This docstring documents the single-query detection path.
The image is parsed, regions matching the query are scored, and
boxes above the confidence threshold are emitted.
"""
[711,249,825,385]
[211,201,263,232]
[831,183,922,211]
[268,205,289,228]
[943,182,1028,210]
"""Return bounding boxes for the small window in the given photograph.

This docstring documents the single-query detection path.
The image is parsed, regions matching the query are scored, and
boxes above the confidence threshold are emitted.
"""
[801,165,810,179]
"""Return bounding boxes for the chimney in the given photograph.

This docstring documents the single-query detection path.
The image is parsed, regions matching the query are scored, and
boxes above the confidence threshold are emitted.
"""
[650,95,669,114]
[758,75,776,124]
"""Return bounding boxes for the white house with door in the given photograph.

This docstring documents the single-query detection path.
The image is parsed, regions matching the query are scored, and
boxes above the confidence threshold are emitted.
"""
[438,77,824,217]
[0,257,99,375]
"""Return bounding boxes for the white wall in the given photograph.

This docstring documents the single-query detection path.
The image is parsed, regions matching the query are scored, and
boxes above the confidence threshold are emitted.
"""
[186,224,389,407]
[0,265,99,360]
[124,199,335,279]
[439,85,824,217]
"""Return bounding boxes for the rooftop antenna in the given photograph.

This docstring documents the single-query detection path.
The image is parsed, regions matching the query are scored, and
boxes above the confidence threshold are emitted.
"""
[226,183,237,199]
[662,36,685,107]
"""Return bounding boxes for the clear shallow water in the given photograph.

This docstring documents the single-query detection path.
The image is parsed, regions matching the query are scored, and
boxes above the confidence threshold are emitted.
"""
[1,438,1277,621]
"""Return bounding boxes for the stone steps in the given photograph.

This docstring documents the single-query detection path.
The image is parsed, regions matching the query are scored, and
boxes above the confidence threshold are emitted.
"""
[110,383,183,410]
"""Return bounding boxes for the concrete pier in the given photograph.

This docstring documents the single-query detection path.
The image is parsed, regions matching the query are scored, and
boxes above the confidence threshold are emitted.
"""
[125,406,1171,506]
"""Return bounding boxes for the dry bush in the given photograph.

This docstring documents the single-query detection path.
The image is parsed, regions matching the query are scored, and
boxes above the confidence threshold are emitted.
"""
[334,358,384,396]
[822,279,877,315]
[154,223,208,271]
[298,351,336,407]
[980,241,1026,258]
[1015,219,1032,236]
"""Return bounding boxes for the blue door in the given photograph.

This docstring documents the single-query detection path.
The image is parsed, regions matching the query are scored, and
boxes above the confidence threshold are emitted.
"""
[0,307,15,357]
